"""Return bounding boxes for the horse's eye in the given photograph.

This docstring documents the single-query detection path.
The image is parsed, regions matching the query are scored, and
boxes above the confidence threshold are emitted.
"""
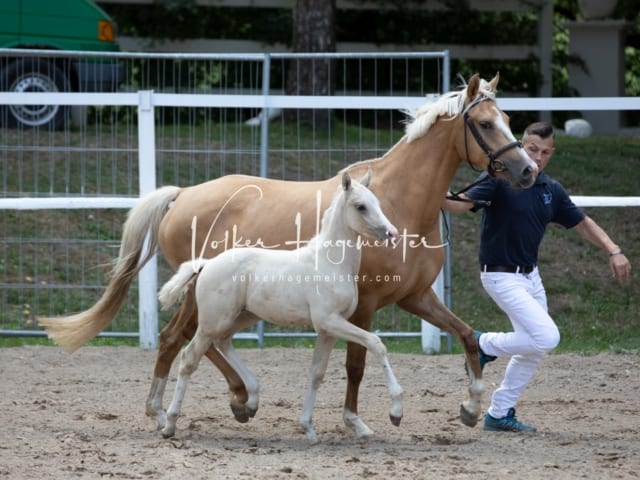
[479,121,493,130]
[355,204,367,212]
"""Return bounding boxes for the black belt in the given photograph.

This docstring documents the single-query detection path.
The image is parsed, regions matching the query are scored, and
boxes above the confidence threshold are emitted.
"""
[481,264,536,274]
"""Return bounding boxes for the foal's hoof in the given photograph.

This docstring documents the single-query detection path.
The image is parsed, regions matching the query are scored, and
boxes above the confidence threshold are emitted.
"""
[153,411,167,430]
[459,404,479,427]
[389,414,402,427]
[304,428,319,445]
[161,426,175,438]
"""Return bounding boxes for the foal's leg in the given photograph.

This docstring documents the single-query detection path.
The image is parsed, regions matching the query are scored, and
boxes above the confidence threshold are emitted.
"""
[342,303,377,438]
[180,299,253,422]
[146,285,251,428]
[299,333,337,444]
[398,287,484,427]
[317,312,404,436]
[161,326,214,438]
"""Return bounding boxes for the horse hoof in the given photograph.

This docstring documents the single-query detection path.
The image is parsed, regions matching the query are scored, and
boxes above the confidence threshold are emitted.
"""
[150,412,168,430]
[230,405,251,424]
[389,414,402,427]
[459,404,479,427]
[304,430,319,445]
[161,427,175,438]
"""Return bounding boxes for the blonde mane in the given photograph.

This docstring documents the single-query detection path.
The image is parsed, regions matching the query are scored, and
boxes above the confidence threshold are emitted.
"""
[404,78,497,143]
[339,77,498,174]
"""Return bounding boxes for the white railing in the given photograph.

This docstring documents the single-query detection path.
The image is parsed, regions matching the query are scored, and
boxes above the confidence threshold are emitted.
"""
[2,90,639,349]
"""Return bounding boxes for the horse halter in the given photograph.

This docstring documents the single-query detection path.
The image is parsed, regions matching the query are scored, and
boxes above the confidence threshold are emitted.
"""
[463,97,522,176]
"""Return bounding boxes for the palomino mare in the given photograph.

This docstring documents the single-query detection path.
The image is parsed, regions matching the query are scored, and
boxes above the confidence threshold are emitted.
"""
[40,73,538,437]
[157,171,401,442]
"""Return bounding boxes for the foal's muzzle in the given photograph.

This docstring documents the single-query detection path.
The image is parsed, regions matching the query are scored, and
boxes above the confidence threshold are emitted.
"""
[380,225,398,241]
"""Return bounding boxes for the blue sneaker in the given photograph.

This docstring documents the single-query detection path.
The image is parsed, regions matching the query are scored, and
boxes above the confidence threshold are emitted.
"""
[475,331,497,370]
[484,408,536,432]
[465,331,497,377]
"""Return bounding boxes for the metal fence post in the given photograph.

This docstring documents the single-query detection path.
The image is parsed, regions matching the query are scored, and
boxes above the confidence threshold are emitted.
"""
[421,212,446,354]
[137,90,159,349]
[255,54,273,347]
[259,53,271,178]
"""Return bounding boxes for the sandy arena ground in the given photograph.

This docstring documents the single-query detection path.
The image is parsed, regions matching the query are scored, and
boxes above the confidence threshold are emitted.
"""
[1,346,638,479]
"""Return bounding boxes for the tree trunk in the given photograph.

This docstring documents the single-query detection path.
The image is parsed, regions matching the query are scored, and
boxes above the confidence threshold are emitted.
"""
[285,0,336,128]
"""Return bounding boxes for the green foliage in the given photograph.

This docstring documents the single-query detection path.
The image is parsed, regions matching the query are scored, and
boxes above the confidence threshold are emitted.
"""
[102,0,639,110]
[626,46,640,95]
[107,2,291,43]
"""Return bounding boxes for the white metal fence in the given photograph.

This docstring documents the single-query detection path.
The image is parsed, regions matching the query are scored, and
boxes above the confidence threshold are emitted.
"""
[1,49,454,347]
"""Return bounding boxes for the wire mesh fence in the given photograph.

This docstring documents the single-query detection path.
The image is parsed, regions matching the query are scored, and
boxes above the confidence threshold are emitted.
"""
[1,49,449,342]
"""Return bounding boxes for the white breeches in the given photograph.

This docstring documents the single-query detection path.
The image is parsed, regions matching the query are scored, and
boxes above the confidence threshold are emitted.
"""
[480,268,560,418]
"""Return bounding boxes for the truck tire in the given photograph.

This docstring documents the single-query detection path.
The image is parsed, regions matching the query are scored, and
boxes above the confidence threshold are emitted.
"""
[0,58,71,130]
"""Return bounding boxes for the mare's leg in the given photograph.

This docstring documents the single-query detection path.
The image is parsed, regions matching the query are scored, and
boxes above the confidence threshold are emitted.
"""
[146,285,251,428]
[316,312,403,437]
[146,300,191,428]
[182,293,252,421]
[342,303,376,437]
[161,325,214,438]
[213,312,262,417]
[398,287,484,427]
[299,333,337,444]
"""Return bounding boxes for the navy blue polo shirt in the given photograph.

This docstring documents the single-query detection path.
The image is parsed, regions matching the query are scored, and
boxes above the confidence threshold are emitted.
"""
[465,172,585,267]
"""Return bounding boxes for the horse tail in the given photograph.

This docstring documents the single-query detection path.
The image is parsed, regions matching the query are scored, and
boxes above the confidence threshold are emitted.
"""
[158,259,206,311]
[38,185,182,353]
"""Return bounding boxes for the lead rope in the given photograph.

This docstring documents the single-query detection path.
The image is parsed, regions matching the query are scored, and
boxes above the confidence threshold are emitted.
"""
[440,174,492,247]
[445,174,491,207]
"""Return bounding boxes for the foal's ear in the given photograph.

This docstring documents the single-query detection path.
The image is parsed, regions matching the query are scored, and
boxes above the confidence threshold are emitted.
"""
[359,168,372,188]
[342,171,352,191]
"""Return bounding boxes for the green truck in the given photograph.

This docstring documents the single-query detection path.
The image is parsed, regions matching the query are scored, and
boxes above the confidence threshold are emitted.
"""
[0,0,124,129]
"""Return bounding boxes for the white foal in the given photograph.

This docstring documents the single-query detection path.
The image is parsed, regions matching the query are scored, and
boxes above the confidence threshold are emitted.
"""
[158,170,402,443]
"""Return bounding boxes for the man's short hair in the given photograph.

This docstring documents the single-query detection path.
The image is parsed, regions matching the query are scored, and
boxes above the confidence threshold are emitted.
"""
[523,122,555,140]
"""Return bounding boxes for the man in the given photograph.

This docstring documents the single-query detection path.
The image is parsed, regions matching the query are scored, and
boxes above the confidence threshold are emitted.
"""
[443,121,631,432]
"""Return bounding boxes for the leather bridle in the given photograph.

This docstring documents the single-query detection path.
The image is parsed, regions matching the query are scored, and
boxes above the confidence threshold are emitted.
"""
[463,96,522,176]
[448,96,523,208]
